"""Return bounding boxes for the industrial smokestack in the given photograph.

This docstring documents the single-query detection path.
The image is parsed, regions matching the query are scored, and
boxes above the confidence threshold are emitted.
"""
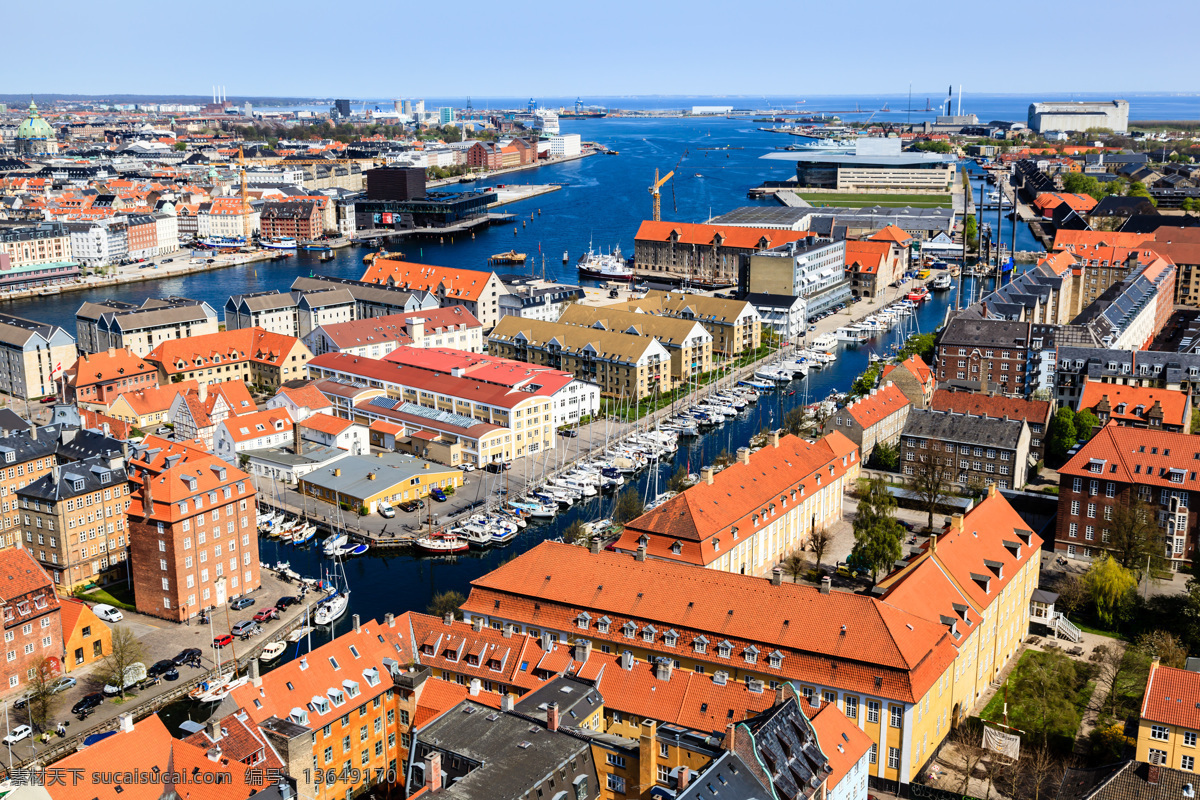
[946,84,953,117]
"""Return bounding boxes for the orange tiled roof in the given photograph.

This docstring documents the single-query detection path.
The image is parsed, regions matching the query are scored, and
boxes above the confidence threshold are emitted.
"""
[299,412,353,436]
[633,220,815,251]
[1142,662,1200,729]
[868,225,914,245]
[147,328,304,376]
[80,408,132,439]
[67,348,154,389]
[463,541,957,704]
[111,380,197,416]
[1038,249,1077,276]
[359,260,496,302]
[930,389,1052,425]
[1061,422,1200,491]
[1033,193,1097,213]
[275,384,334,411]
[810,703,874,790]
[1052,230,1155,253]
[223,409,293,443]
[844,240,891,273]
[844,381,910,428]
[1078,382,1188,428]
[403,612,549,689]
[129,437,251,520]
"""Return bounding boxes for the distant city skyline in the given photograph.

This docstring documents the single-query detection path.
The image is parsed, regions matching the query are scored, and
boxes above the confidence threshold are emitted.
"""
[8,0,1199,97]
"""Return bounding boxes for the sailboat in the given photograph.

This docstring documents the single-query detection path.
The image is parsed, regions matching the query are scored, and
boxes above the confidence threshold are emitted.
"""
[314,558,350,626]
[189,613,248,703]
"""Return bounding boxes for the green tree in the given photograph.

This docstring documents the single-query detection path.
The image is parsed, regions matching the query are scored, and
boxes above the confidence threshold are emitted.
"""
[427,590,466,620]
[963,214,978,249]
[667,465,691,494]
[1073,409,1100,442]
[173,142,187,152]
[1108,498,1167,573]
[896,332,937,363]
[850,364,882,397]
[1010,648,1080,747]
[440,124,462,143]
[868,442,899,471]
[1084,555,1138,628]
[24,657,59,731]
[1045,407,1079,465]
[849,477,903,584]
[613,488,645,525]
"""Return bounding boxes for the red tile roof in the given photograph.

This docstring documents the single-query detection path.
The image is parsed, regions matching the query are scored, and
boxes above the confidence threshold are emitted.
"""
[1078,382,1189,428]
[844,240,891,273]
[402,612,549,689]
[463,541,958,703]
[845,381,910,428]
[299,412,354,436]
[275,384,333,412]
[1052,230,1155,252]
[66,348,154,389]
[930,389,1052,425]
[881,354,932,387]
[147,328,305,376]
[1142,662,1200,729]
[1033,193,1097,213]
[810,703,874,791]
[1059,423,1200,491]
[868,225,914,245]
[360,260,497,302]
[222,409,293,443]
[633,220,814,250]
[0,548,57,607]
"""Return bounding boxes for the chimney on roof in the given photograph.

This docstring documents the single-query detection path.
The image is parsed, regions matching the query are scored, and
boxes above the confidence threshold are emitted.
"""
[385,612,395,627]
[540,631,554,653]
[736,447,750,465]
[929,533,938,552]
[442,612,453,626]
[724,722,737,753]
[471,617,483,633]
[250,658,262,688]
[292,416,302,455]
[501,693,514,712]
[198,382,207,402]
[424,752,442,793]
[547,702,560,732]
[677,767,690,791]
[988,483,997,498]
[1147,764,1160,785]
[352,614,360,633]
[701,466,714,485]
[771,429,781,448]
[655,658,673,682]
[589,536,602,555]
[574,638,592,662]
[771,567,783,587]
[28,425,36,441]
[619,651,634,671]
[205,716,219,741]
[636,544,646,562]
[950,513,964,533]
[141,466,155,518]
[820,576,831,595]
[503,623,514,638]
[469,678,481,697]
[639,719,658,791]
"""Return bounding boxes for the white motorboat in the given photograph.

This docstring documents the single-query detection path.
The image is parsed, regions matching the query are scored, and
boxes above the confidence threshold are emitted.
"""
[932,272,952,290]
[835,326,870,343]
[259,641,286,661]
[189,673,249,703]
[810,333,838,351]
[285,626,313,643]
[315,592,349,625]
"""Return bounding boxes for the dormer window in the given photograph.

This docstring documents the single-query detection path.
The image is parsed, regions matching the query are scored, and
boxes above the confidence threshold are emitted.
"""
[670,541,682,555]
[597,616,611,634]
[694,636,708,654]
[622,621,637,639]
[716,640,732,658]
[311,695,330,715]
[72,479,84,492]
[768,651,784,669]
[362,668,380,687]
[289,708,309,726]
[342,679,360,698]
[642,625,656,644]
[576,612,591,630]
[663,630,678,647]
[327,688,346,707]
[744,646,759,665]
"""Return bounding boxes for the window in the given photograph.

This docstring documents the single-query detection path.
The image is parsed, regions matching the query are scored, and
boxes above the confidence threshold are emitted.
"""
[1149,748,1168,766]
[1186,731,1197,747]
[1152,724,1171,741]
[607,775,626,794]
[887,747,900,770]
[869,743,877,764]
[890,706,902,728]
[867,701,880,724]
[607,753,626,769]
[845,696,858,719]
[1184,754,1196,772]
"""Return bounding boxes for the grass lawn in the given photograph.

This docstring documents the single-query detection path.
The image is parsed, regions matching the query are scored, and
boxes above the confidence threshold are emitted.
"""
[82,583,136,611]
[1071,619,1122,639]
[980,648,1098,754]
[797,192,953,209]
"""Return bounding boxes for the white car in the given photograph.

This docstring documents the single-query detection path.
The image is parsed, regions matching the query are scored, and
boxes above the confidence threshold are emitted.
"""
[377,501,395,519]
[3,725,31,746]
[93,604,123,622]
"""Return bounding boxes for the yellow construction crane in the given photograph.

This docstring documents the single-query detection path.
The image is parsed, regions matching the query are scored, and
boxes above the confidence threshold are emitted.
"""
[649,168,674,222]
[238,145,253,246]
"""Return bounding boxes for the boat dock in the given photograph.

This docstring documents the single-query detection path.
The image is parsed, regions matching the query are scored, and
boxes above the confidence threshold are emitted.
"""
[486,184,563,208]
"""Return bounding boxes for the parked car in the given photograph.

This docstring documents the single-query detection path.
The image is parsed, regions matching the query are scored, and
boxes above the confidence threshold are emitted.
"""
[559,428,578,438]
[462,463,476,472]
[71,693,104,715]
[231,620,258,637]
[148,660,176,678]
[103,662,147,696]
[253,608,278,623]
[230,597,255,610]
[3,725,32,746]
[213,634,233,648]
[898,520,916,532]
[172,647,201,665]
[274,597,298,612]
[50,676,76,694]
[398,500,421,513]
[429,488,447,502]
[92,604,123,622]
[377,500,395,519]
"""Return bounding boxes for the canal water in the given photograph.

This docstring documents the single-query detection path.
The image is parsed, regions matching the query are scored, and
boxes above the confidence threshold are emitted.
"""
[15,117,993,665]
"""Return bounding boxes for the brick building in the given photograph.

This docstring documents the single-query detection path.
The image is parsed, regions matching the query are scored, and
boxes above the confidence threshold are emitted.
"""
[465,142,502,171]
[127,436,260,622]
[822,382,910,463]
[0,548,63,694]
[18,453,131,591]
[1077,381,1190,433]
[63,347,158,407]
[929,388,1054,465]
[933,317,1050,397]
[124,213,158,260]
[1056,424,1200,568]
[260,202,322,241]
[900,408,1032,490]
[632,221,812,286]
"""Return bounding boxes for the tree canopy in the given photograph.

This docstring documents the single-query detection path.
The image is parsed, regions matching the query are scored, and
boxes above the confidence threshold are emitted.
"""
[1046,407,1079,465]
[850,477,903,584]
[1084,555,1138,628]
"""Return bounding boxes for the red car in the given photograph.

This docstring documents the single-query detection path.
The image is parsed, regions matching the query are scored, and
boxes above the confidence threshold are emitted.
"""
[212,634,233,648]
[253,608,277,623]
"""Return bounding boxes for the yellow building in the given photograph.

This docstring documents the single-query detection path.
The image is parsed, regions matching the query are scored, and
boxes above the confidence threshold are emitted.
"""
[556,303,714,383]
[619,290,762,356]
[1137,660,1200,771]
[297,452,462,514]
[105,381,197,429]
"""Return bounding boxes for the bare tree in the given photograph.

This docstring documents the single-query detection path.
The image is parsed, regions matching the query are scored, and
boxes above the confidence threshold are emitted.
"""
[781,548,807,583]
[810,527,833,569]
[953,724,984,796]
[911,457,955,532]
[1026,746,1063,800]
[981,750,1011,800]
[102,626,146,698]
[1054,573,1088,618]
[1137,629,1189,669]
[24,657,59,731]
[1093,643,1134,718]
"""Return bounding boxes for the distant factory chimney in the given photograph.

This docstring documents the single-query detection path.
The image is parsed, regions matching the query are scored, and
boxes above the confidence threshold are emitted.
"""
[946,84,953,117]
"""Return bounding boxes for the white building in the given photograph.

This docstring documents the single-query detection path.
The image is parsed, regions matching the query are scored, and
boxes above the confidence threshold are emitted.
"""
[197,200,260,239]
[499,282,585,323]
[298,412,368,455]
[152,212,179,256]
[243,441,351,486]
[549,134,580,158]
[66,220,127,268]
[551,379,601,428]
[745,292,807,341]
[213,408,295,460]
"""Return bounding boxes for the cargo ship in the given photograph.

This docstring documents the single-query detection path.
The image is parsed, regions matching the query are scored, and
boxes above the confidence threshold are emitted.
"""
[559,98,607,119]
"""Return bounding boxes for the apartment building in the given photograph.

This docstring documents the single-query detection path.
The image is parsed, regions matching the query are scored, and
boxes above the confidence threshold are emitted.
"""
[1054,347,1200,411]
[489,316,673,401]
[822,382,910,463]
[297,413,367,455]
[127,436,260,622]
[0,313,77,399]
[881,355,936,408]
[615,431,858,572]
[900,409,1032,490]
[304,306,484,358]
[18,453,130,591]
[146,326,313,389]
[359,260,508,330]
[306,352,559,463]
[197,197,260,238]
[167,380,257,450]
[223,292,305,336]
[213,408,294,461]
[933,317,1045,397]
[0,548,63,694]
[929,388,1053,465]
[63,347,157,407]
[259,201,322,240]
[0,222,78,287]
[633,220,813,285]
[743,235,846,305]
[845,239,904,300]
[290,275,439,320]
[1077,382,1190,433]
[621,291,761,356]
[557,303,713,382]
[75,296,219,356]
[1137,660,1200,771]
[499,279,585,323]
[1057,424,1200,568]
[106,380,196,429]
[124,213,158,260]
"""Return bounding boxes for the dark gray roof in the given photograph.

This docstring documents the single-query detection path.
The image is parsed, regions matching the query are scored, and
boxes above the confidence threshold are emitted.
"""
[745,293,806,310]
[514,676,603,726]
[938,317,1032,348]
[415,700,593,800]
[902,408,1026,448]
[1060,760,1196,800]
[18,455,127,502]
[676,750,770,800]
[739,697,831,800]
[0,410,31,436]
[1092,195,1156,217]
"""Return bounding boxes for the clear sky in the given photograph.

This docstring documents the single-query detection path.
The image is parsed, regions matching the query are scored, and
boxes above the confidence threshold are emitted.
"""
[8,0,1198,98]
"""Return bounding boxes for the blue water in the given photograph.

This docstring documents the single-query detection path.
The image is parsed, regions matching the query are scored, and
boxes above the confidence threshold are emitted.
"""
[0,113,1111,657]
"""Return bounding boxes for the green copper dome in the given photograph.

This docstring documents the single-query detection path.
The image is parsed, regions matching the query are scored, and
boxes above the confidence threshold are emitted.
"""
[16,100,54,141]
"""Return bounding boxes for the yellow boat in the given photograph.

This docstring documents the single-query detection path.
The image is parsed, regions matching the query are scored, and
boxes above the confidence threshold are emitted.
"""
[489,250,527,266]
[917,269,930,279]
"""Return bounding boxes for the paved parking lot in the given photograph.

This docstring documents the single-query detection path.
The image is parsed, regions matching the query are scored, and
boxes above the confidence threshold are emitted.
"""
[2,571,318,763]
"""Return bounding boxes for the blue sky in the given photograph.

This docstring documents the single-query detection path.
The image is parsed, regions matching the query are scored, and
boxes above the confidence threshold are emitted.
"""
[8,0,1199,97]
